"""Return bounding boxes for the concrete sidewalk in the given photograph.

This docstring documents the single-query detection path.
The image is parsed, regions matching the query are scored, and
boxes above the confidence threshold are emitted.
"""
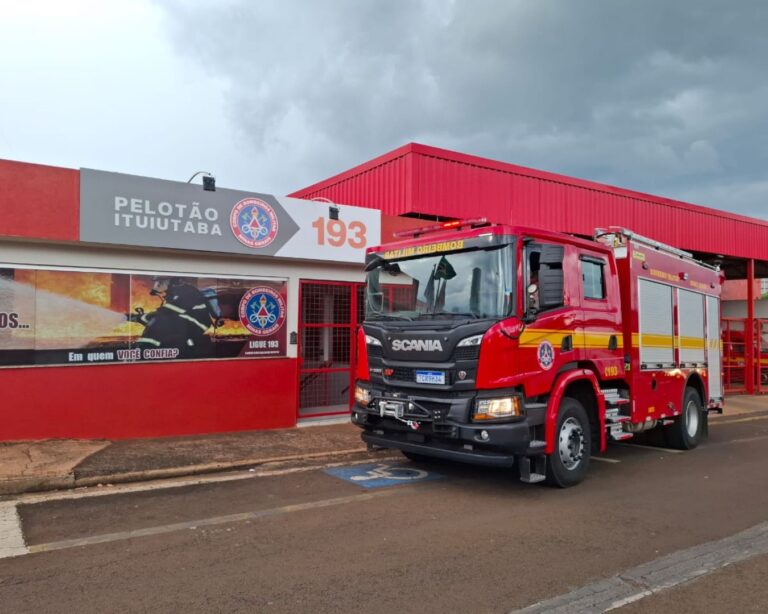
[2,395,767,497]
[0,420,368,497]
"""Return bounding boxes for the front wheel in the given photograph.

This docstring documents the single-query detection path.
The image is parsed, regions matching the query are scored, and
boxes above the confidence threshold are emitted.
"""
[546,397,591,488]
[664,387,705,450]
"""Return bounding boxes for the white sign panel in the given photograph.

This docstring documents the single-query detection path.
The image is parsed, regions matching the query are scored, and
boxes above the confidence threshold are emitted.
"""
[80,169,380,264]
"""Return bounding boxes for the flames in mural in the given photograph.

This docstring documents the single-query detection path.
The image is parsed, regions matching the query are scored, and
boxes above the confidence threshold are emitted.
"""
[1,270,256,349]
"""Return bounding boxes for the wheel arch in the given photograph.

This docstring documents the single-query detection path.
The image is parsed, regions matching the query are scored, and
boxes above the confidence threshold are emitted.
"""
[684,371,706,407]
[545,369,606,455]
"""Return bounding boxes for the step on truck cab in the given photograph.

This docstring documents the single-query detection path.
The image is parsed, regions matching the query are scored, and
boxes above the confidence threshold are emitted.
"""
[352,220,723,487]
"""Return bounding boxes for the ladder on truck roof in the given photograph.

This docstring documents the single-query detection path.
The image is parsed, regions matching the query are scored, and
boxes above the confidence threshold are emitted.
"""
[594,226,720,271]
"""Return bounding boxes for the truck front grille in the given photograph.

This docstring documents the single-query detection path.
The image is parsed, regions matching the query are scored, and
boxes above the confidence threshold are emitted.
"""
[385,367,475,385]
[390,367,421,381]
[454,346,480,361]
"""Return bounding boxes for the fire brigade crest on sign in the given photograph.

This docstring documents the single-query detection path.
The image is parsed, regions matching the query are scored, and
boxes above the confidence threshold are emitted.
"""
[537,340,555,370]
[230,198,279,248]
[239,287,286,336]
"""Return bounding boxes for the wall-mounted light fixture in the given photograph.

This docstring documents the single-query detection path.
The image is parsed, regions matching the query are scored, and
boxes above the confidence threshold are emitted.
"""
[311,196,339,220]
[187,171,216,192]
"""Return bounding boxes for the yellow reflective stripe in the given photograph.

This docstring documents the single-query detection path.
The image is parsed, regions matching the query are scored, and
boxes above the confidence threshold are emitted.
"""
[678,337,706,350]
[630,334,713,350]
[583,333,623,349]
[519,329,569,347]
[517,329,719,352]
[632,332,674,348]
[519,329,623,350]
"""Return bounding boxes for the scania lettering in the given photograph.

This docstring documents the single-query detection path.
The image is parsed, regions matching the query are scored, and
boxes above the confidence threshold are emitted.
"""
[352,220,723,487]
[391,339,444,352]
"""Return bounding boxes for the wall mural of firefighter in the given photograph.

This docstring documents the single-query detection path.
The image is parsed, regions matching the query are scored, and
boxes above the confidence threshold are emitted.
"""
[0,266,287,367]
[129,275,218,359]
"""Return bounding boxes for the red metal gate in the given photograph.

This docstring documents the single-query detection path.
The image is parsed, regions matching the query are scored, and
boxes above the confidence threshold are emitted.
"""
[722,317,768,394]
[722,318,747,394]
[757,319,768,394]
[298,281,364,418]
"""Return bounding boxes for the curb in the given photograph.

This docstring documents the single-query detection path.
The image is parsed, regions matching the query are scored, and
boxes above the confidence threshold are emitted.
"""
[1,446,371,497]
[0,474,75,497]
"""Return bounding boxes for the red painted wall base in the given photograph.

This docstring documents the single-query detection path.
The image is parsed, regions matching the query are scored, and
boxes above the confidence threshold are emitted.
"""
[0,358,298,441]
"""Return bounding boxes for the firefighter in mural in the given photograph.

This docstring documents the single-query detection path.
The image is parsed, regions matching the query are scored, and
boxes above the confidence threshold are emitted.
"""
[128,276,219,358]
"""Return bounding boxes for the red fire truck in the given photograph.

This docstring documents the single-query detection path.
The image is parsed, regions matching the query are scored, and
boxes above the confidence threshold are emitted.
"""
[352,221,723,487]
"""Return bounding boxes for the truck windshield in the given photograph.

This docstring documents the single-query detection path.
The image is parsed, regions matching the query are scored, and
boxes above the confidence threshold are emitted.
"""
[366,245,515,321]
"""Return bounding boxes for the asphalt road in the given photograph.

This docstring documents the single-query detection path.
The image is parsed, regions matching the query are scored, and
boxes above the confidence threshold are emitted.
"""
[2,412,768,614]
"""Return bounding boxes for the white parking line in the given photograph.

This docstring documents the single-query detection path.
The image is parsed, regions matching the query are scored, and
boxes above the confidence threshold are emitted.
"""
[614,443,685,454]
[591,456,621,464]
[0,502,28,559]
[711,415,768,426]
[23,490,399,558]
[710,434,768,447]
[10,454,399,506]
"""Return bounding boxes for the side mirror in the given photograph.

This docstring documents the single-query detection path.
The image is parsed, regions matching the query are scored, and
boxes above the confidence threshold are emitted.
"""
[527,282,539,313]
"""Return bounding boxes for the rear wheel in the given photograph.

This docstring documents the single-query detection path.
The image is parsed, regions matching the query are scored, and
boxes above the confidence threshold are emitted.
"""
[545,397,591,488]
[665,387,705,450]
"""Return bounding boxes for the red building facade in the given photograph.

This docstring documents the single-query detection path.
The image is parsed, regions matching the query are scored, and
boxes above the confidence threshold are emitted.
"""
[2,143,766,442]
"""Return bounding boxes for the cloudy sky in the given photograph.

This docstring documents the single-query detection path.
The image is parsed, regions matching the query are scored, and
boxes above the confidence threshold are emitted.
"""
[1,1,766,218]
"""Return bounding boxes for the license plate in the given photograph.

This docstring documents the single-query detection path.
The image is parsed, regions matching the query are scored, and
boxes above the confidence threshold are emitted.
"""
[415,370,445,385]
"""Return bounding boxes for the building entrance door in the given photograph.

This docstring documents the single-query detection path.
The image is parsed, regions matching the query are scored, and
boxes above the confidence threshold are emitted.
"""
[298,281,365,419]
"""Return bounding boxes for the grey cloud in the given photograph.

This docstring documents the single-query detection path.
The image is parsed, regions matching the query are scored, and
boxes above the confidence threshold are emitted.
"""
[154,0,768,218]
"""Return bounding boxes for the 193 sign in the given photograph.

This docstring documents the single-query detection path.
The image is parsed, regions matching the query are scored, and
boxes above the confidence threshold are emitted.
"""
[312,217,367,249]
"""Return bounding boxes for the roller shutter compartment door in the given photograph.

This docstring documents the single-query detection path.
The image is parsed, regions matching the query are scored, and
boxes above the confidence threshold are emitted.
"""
[678,289,706,366]
[638,279,674,368]
[707,296,723,399]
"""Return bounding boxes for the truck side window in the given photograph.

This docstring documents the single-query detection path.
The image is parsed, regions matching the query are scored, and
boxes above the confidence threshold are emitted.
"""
[526,242,565,311]
[581,258,606,300]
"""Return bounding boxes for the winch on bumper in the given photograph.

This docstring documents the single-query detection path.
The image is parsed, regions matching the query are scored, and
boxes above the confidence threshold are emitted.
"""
[351,386,546,468]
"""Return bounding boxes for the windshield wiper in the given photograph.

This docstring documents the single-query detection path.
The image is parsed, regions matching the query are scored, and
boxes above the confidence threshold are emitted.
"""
[419,311,481,319]
[367,313,413,321]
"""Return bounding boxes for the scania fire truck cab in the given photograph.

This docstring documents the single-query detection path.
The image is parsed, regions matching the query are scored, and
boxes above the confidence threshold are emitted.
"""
[352,220,723,487]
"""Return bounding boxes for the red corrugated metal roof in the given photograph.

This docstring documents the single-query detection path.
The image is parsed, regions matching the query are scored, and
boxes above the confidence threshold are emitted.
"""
[289,143,768,260]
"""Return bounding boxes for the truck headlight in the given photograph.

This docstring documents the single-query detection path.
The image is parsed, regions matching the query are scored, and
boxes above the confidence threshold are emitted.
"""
[365,335,382,346]
[457,334,483,347]
[354,385,372,406]
[474,397,521,421]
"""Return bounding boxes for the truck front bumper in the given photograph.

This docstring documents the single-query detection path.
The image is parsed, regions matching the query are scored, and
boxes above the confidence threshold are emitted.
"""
[353,401,543,467]
[360,430,520,467]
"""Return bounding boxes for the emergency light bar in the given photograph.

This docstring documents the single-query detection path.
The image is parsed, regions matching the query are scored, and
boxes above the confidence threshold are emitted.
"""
[393,217,489,239]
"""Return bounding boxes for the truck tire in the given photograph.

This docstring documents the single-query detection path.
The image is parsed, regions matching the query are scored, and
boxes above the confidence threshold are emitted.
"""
[545,397,591,488]
[664,387,705,450]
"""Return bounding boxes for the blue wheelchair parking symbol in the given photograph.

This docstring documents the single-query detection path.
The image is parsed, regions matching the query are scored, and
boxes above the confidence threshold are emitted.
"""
[325,462,444,489]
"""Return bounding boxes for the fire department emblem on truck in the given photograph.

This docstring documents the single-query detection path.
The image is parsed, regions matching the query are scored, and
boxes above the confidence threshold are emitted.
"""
[537,340,555,370]
[239,287,286,336]
[230,198,279,248]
